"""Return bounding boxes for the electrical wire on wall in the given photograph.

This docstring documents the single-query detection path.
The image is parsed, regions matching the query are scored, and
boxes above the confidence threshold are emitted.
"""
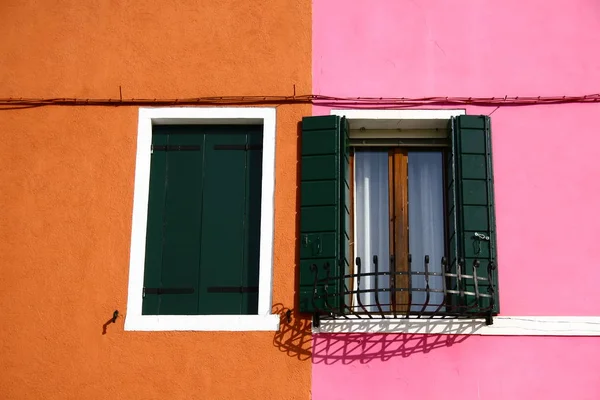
[1,93,600,110]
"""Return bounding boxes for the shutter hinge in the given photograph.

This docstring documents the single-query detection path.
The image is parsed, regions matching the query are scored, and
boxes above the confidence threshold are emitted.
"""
[207,286,259,293]
[143,287,195,295]
[151,145,202,151]
[302,235,309,247]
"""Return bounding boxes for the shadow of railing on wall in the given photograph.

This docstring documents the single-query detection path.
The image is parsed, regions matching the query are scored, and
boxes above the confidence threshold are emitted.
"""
[272,303,312,361]
[312,332,471,365]
[272,303,473,364]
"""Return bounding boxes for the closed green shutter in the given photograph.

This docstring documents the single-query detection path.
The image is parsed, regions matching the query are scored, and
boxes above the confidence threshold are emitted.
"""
[242,130,263,314]
[299,116,350,313]
[142,126,204,315]
[449,115,499,314]
[142,125,262,315]
[198,126,263,315]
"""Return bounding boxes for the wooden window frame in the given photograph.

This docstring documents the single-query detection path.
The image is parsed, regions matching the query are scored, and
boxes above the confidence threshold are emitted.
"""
[349,146,448,314]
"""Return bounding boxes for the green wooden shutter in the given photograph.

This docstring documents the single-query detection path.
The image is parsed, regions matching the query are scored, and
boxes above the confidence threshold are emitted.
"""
[449,115,499,314]
[142,125,262,316]
[142,126,204,315]
[299,116,350,314]
[242,130,263,314]
[198,126,263,315]
[445,119,459,313]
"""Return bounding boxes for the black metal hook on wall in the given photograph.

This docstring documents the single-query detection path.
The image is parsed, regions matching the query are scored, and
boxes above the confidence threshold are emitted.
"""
[102,310,119,335]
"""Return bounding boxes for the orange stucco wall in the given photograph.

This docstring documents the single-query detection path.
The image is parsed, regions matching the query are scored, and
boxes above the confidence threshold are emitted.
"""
[0,1,312,399]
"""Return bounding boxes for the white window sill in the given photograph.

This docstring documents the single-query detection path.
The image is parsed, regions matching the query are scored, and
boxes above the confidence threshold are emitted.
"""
[124,314,280,332]
[313,316,600,336]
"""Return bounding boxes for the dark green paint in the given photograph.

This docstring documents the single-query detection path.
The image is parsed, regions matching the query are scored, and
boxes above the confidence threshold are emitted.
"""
[142,125,263,316]
[141,132,169,315]
[449,115,499,313]
[157,130,204,315]
[299,116,350,313]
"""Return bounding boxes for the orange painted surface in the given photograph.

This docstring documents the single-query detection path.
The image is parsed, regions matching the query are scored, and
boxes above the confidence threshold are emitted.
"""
[0,1,312,399]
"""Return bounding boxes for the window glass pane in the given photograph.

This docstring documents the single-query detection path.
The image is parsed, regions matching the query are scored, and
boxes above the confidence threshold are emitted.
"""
[354,150,390,312]
[408,151,445,312]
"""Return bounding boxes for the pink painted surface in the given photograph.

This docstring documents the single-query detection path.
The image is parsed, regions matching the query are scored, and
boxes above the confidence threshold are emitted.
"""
[312,1,600,398]
[312,0,600,316]
[312,334,600,400]
[313,0,600,97]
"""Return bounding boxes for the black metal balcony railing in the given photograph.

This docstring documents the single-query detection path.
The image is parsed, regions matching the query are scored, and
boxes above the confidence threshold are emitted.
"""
[310,255,497,327]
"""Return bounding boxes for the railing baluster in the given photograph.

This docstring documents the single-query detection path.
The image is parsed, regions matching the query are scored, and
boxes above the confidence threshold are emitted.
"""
[310,263,320,313]
[433,257,447,314]
[407,253,412,316]
[322,262,332,313]
[390,254,397,318]
[355,257,370,316]
[472,259,481,314]
[373,255,385,318]
[486,261,497,325]
[339,258,355,318]
[418,255,431,317]
[488,261,496,309]
[457,258,464,313]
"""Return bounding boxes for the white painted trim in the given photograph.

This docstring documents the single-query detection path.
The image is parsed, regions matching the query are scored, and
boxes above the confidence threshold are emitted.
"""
[330,109,466,120]
[125,107,278,332]
[126,314,280,332]
[332,108,466,131]
[313,316,600,336]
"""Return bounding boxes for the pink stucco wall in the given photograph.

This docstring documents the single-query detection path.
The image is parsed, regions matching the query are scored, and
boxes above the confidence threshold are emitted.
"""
[313,334,600,400]
[312,1,600,399]
[313,0,600,97]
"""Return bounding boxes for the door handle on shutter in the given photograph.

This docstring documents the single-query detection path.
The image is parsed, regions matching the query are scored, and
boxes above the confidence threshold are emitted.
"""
[315,237,321,254]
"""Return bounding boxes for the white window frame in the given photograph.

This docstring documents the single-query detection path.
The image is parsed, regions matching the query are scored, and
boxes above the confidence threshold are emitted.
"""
[124,107,279,332]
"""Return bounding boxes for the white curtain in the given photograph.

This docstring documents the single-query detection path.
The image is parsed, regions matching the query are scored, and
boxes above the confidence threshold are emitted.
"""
[354,150,445,314]
[408,152,445,312]
[354,151,390,312]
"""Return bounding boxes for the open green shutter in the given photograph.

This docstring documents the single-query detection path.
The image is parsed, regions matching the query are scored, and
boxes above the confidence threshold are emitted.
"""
[449,115,499,314]
[299,116,350,313]
[446,119,459,313]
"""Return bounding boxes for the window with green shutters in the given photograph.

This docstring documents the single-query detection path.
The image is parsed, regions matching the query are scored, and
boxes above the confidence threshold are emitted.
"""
[142,125,263,316]
[299,114,498,322]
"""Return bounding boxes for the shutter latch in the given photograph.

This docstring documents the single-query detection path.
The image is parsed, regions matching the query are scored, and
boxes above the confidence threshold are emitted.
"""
[473,232,490,241]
